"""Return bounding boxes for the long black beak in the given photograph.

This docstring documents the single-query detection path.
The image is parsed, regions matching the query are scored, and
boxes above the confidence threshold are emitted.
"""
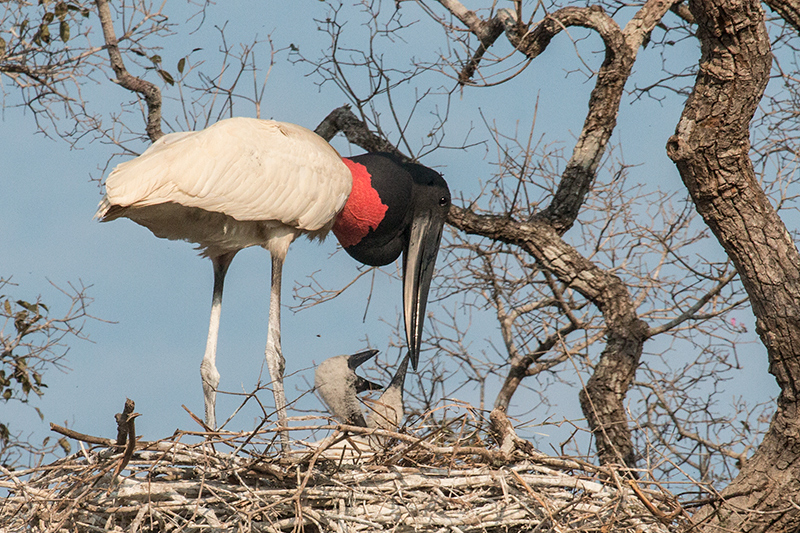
[348,349,383,393]
[388,352,411,391]
[403,212,446,370]
[348,349,379,370]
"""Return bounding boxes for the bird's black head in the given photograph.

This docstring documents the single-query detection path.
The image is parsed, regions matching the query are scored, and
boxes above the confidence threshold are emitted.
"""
[334,153,451,370]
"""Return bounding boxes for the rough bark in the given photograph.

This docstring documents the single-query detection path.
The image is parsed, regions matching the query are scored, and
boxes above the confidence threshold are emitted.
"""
[667,0,800,530]
[439,0,674,234]
[315,106,404,157]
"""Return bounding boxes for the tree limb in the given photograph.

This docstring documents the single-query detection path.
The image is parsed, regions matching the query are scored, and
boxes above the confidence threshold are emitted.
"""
[315,105,405,157]
[448,204,649,468]
[94,0,163,142]
[764,0,800,35]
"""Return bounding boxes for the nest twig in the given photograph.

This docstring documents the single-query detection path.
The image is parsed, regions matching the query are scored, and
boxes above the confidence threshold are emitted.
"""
[0,402,689,532]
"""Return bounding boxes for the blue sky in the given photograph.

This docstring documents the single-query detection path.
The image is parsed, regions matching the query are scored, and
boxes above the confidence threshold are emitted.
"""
[1,1,778,458]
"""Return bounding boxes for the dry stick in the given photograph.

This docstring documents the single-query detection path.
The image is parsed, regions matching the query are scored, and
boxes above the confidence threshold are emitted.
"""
[51,413,593,478]
[113,411,141,478]
[509,468,556,524]
[342,423,505,462]
[50,422,201,458]
[114,398,136,445]
[3,442,680,531]
[182,404,209,431]
[180,403,284,465]
[293,430,346,496]
[47,451,122,532]
[50,399,145,450]
[50,423,116,446]
[627,479,684,525]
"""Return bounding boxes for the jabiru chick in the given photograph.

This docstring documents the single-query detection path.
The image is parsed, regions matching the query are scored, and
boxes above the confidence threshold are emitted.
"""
[313,349,410,457]
[315,349,410,431]
[314,349,383,428]
[362,352,410,433]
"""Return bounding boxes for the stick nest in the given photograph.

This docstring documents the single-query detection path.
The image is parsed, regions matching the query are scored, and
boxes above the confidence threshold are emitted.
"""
[1,417,688,532]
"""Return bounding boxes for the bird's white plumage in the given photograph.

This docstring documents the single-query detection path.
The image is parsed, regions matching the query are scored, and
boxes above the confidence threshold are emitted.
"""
[95,117,355,437]
[97,118,352,256]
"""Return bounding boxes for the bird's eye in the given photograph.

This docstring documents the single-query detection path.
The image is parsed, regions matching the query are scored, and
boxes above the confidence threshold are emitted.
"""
[439,196,449,207]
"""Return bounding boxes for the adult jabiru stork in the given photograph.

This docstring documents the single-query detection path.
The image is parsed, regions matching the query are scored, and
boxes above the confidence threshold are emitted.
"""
[95,117,450,445]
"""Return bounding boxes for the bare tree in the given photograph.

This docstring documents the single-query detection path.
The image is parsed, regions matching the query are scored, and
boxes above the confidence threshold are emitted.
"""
[294,0,750,471]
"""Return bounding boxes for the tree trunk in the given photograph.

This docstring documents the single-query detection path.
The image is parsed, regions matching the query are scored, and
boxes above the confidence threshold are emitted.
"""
[667,0,800,530]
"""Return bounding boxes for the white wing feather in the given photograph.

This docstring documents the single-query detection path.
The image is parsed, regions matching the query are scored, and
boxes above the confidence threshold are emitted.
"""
[102,118,351,232]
